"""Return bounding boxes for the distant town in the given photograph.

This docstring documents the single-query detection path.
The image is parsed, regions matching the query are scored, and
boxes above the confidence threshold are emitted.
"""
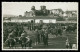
[3,6,77,23]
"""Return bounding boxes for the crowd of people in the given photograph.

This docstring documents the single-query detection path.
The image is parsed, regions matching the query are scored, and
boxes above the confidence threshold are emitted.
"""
[3,22,77,49]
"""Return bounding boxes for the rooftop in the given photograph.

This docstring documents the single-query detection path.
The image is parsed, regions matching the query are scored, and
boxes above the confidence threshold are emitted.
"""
[11,16,60,19]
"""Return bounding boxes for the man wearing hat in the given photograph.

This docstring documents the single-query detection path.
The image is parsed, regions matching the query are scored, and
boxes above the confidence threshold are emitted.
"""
[19,33,28,48]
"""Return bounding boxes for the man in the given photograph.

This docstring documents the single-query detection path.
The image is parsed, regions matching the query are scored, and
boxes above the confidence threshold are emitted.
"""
[39,29,44,43]
[41,28,45,43]
[38,29,42,43]
[5,32,16,48]
[54,27,58,37]
[72,44,77,49]
[13,29,18,37]
[57,28,63,36]
[65,38,69,49]
[19,33,28,48]
[34,29,39,45]
[26,36,32,48]
[44,29,48,46]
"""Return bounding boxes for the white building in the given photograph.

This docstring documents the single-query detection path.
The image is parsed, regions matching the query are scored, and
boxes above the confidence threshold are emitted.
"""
[3,16,56,23]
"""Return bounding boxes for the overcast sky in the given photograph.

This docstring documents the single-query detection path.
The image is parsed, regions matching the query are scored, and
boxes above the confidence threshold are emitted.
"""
[2,2,78,16]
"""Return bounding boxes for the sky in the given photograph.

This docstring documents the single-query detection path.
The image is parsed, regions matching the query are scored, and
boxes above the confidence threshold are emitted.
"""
[2,2,78,16]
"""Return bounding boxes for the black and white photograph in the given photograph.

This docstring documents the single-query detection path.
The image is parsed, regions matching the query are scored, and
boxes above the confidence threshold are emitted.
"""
[2,2,78,50]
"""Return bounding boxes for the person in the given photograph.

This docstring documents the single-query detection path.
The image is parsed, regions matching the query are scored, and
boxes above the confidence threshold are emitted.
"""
[19,33,28,48]
[67,34,77,49]
[65,38,69,49]
[13,29,18,37]
[5,32,16,48]
[41,28,45,44]
[72,44,77,49]
[44,30,48,46]
[34,29,39,45]
[38,30,41,43]
[57,28,62,36]
[39,29,44,43]
[26,36,32,48]
[54,27,58,37]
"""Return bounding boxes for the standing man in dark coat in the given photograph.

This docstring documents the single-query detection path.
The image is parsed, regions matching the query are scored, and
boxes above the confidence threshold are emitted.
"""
[44,29,48,46]
[34,29,40,45]
[41,28,45,44]
[39,29,44,43]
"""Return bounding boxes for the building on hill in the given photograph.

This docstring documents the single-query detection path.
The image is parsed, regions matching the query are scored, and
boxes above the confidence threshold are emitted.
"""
[24,6,36,17]
[24,6,50,17]
[23,6,77,18]
[65,10,77,18]
[24,11,34,17]
[40,6,46,10]
[50,9,64,17]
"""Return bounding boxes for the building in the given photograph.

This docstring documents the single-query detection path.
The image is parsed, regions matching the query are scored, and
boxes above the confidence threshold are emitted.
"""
[3,17,11,22]
[24,6,50,17]
[24,6,77,18]
[3,16,77,23]
[24,11,34,17]
[40,6,46,10]
[65,10,77,17]
[50,9,64,17]
[72,11,77,17]
[3,6,77,23]
[24,6,36,17]
[40,6,50,16]
[3,16,56,23]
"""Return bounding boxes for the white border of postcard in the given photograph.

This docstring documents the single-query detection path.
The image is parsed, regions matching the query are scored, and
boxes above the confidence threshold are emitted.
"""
[2,2,78,50]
